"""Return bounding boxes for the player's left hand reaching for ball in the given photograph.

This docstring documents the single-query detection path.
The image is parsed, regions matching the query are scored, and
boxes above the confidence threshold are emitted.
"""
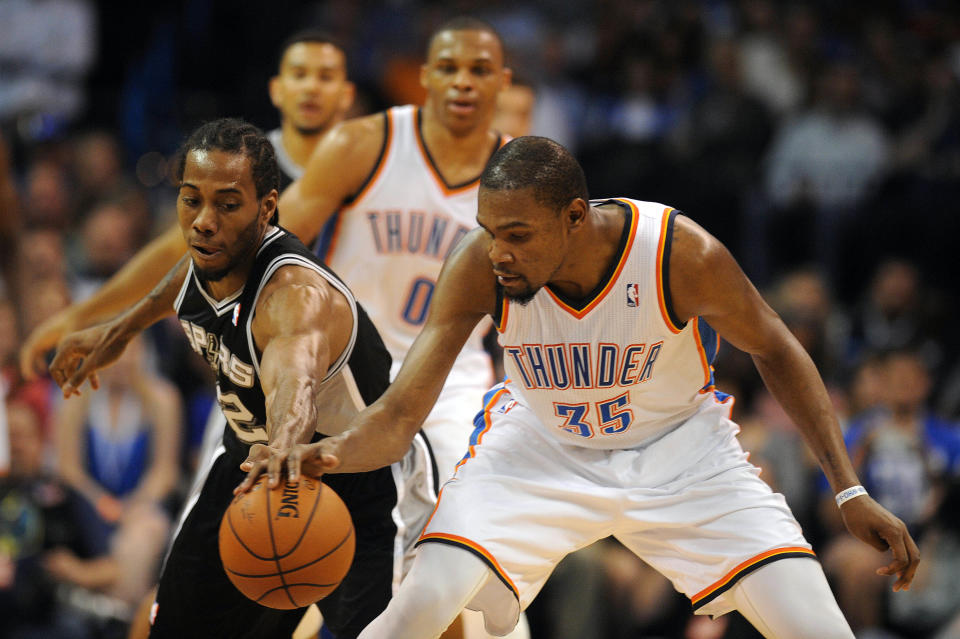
[235,439,342,495]
[48,323,132,397]
[839,495,920,591]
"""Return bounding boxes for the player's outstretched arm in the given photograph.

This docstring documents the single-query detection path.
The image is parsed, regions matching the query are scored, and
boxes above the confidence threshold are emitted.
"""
[277,114,385,242]
[235,265,353,489]
[667,215,920,591]
[20,224,186,379]
[48,256,189,398]
[298,230,496,478]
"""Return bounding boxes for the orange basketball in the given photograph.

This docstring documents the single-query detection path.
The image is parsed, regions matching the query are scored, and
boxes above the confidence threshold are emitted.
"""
[218,475,355,609]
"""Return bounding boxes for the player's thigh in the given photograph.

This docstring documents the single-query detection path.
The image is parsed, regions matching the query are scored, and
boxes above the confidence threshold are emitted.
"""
[731,558,853,639]
[616,458,813,617]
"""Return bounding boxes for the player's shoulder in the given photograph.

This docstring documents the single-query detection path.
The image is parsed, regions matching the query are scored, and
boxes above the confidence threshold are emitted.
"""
[328,111,388,149]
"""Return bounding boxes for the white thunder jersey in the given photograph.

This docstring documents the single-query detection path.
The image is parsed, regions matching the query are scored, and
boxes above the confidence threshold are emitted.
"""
[495,198,722,450]
[318,105,503,388]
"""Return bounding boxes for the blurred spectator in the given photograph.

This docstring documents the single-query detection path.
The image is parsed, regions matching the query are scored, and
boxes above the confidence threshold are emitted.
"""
[70,200,148,302]
[70,131,128,215]
[0,0,97,137]
[53,337,180,610]
[822,348,960,634]
[493,82,536,138]
[887,477,960,639]
[0,398,98,639]
[759,58,889,280]
[667,35,774,253]
[736,0,808,116]
[767,268,849,385]
[847,259,946,373]
[0,133,20,299]
[22,158,73,228]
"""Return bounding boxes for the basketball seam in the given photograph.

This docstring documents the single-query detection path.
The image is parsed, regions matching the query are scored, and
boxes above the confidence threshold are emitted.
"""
[223,526,355,578]
[227,503,276,561]
[274,479,325,559]
[265,481,298,608]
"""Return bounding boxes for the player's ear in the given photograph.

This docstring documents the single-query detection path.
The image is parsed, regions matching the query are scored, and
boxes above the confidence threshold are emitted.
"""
[339,81,356,115]
[268,76,282,109]
[501,66,513,90]
[566,198,588,230]
[261,189,279,225]
[419,63,429,90]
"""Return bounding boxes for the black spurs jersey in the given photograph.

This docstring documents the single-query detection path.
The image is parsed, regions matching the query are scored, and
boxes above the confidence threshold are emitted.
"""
[173,226,392,461]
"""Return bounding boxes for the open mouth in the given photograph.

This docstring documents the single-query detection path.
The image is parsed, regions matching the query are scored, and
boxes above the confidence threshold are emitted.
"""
[448,99,476,114]
[193,245,220,257]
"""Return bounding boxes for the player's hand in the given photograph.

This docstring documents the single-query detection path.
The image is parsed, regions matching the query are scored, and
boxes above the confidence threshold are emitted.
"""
[839,495,920,591]
[19,311,74,380]
[236,443,287,493]
[296,440,341,478]
[48,324,129,397]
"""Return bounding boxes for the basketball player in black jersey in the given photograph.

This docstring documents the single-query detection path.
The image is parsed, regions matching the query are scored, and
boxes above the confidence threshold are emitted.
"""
[19,29,355,372]
[47,118,434,639]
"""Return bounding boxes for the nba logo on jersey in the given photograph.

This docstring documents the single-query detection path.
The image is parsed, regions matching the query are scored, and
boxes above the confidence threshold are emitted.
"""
[626,283,640,307]
[232,304,241,326]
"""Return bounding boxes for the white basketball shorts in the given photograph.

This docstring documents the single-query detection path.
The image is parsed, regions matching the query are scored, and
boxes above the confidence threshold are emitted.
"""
[417,385,814,630]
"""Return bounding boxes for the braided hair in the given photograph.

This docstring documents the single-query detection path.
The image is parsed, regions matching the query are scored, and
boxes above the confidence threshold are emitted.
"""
[175,118,281,223]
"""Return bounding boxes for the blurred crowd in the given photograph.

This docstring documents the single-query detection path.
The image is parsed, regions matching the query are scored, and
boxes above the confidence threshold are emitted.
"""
[1,1,959,638]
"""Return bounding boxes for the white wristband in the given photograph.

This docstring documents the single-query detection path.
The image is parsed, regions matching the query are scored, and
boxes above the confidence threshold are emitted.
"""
[835,485,868,507]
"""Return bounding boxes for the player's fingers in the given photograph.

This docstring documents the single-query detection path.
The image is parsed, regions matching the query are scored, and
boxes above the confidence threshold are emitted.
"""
[286,447,302,482]
[890,531,921,591]
[266,450,286,489]
[64,362,94,397]
[19,341,45,381]
[89,372,100,391]
[234,461,267,495]
[320,452,340,470]
[875,526,911,590]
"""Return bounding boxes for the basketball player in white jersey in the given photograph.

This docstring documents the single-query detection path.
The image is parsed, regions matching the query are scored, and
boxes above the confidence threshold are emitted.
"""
[275,17,509,481]
[18,30,355,373]
[263,136,920,639]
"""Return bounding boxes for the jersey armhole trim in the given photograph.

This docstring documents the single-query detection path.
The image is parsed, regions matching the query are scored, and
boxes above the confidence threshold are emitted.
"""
[173,260,194,313]
[493,285,507,332]
[341,109,392,208]
[656,208,685,333]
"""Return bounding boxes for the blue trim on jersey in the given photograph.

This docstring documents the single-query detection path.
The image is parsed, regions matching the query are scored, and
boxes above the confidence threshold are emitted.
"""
[697,317,718,365]
[312,213,340,260]
[713,389,732,403]
[461,383,508,465]
[698,316,719,390]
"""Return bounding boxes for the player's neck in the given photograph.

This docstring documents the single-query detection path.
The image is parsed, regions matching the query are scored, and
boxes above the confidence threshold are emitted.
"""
[549,206,625,300]
[280,121,326,168]
[420,109,498,183]
[201,268,249,302]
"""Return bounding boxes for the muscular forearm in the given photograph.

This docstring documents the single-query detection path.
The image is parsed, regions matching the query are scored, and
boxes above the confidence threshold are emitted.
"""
[752,340,859,493]
[327,397,424,473]
[264,373,322,450]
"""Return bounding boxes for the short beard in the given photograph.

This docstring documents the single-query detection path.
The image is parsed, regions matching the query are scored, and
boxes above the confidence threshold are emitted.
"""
[503,286,538,306]
[194,263,231,283]
[193,215,263,284]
